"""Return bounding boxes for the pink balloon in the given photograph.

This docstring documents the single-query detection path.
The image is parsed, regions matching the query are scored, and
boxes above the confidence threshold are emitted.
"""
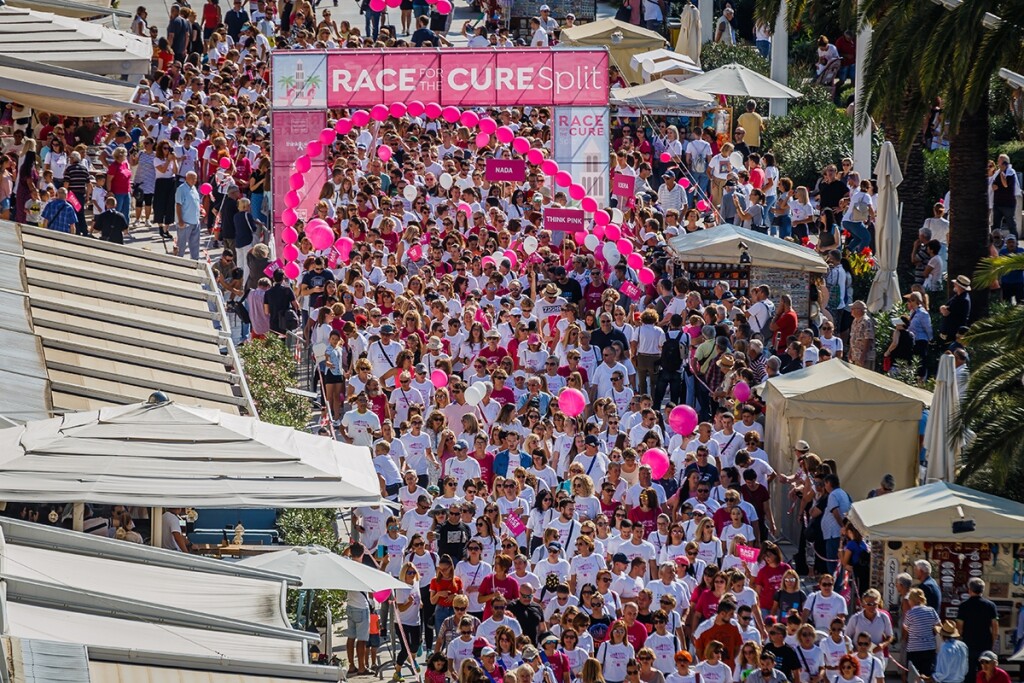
[594,211,610,226]
[371,104,390,122]
[385,0,400,8]
[389,102,408,118]
[503,249,518,267]
[669,405,699,435]
[335,236,355,257]
[431,369,449,388]
[475,132,490,148]
[335,118,352,135]
[460,111,480,127]
[289,173,304,191]
[282,226,299,244]
[424,102,443,120]
[442,106,461,123]
[199,182,213,196]
[436,0,452,13]
[319,128,336,145]
[295,156,312,173]
[284,191,300,209]
[283,261,301,280]
[377,144,393,162]
[478,117,497,134]
[696,199,710,212]
[282,208,298,227]
[368,0,384,10]
[558,388,586,417]
[373,589,392,603]
[569,183,587,201]
[495,126,515,144]
[526,149,545,166]
[458,202,472,216]
[305,140,323,158]
[308,226,334,251]
[540,160,559,175]
[660,152,672,163]
[638,267,656,285]
[306,218,329,233]
[282,243,299,261]
[679,177,691,189]
[592,224,606,240]
[733,381,752,403]
[555,170,572,187]
[219,157,231,170]
[513,137,531,154]
[605,224,621,241]
[407,100,425,117]
[627,252,644,269]
[575,230,589,245]
[616,238,634,255]
[581,197,598,213]
[481,256,496,268]
[641,448,670,479]
[351,110,370,127]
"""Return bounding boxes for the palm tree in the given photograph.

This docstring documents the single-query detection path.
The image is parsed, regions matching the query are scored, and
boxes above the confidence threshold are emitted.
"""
[953,253,1024,486]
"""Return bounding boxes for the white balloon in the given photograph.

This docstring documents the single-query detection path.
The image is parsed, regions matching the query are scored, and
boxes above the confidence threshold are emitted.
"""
[493,250,506,263]
[603,242,622,265]
[584,234,600,252]
[523,236,539,254]
[439,173,454,190]
[729,151,745,170]
[403,185,419,202]
[465,384,484,406]
[611,208,624,224]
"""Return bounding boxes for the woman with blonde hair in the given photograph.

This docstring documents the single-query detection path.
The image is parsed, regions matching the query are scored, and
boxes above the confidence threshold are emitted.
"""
[581,657,608,683]
[572,474,601,521]
[694,517,723,567]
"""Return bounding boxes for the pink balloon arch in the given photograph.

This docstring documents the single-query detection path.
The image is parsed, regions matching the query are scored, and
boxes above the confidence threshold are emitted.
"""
[278,102,659,283]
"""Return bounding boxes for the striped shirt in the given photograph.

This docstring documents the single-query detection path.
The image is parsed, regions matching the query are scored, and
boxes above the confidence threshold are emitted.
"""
[903,605,940,652]
[134,152,157,193]
[64,162,92,196]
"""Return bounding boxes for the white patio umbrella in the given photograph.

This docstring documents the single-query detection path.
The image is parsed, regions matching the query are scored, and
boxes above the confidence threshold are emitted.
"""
[923,353,963,483]
[867,141,903,312]
[681,63,803,99]
[239,545,407,658]
[676,3,702,68]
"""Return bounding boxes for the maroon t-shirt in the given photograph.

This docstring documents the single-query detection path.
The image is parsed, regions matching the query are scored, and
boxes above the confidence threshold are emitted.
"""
[755,562,792,610]
[491,386,516,406]
[480,574,520,620]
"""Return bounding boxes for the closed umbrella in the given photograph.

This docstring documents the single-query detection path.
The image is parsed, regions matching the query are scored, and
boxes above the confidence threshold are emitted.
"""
[867,141,903,312]
[676,4,702,68]
[923,353,962,483]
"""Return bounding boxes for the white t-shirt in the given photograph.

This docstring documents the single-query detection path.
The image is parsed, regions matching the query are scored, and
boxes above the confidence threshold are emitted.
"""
[806,591,848,629]
[695,660,733,683]
[161,511,183,551]
[446,637,477,671]
[455,560,492,613]
[794,645,824,683]
[341,409,381,447]
[570,554,607,594]
[531,28,549,47]
[597,642,635,682]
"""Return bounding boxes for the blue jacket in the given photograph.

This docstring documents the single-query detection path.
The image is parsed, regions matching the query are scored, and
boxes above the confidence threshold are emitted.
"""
[493,449,531,480]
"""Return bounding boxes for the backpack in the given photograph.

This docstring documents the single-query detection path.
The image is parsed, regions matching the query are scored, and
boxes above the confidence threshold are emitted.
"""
[276,307,300,332]
[851,194,871,222]
[691,151,708,174]
[755,300,776,339]
[660,329,689,371]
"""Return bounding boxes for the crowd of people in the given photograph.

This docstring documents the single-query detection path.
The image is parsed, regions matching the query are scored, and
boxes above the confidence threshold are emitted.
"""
[0,0,1020,682]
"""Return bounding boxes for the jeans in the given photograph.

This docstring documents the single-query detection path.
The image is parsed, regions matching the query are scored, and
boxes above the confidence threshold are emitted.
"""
[434,605,453,635]
[115,193,131,224]
[250,193,265,222]
[843,219,871,252]
[365,9,381,39]
[645,19,664,34]
[992,204,1018,238]
[773,215,792,240]
[654,368,684,409]
[837,64,855,84]
[177,222,201,259]
[825,536,842,586]
[756,39,771,58]
[412,2,428,17]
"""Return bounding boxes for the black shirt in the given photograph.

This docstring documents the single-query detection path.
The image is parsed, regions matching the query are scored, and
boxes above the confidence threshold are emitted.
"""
[762,642,801,682]
[94,209,128,244]
[265,283,296,331]
[940,292,971,338]
[590,327,629,352]
[220,196,239,240]
[557,277,583,304]
[508,600,545,644]
[167,15,191,54]
[816,178,848,211]
[436,522,470,562]
[956,595,998,651]
[225,8,249,40]
[300,268,336,311]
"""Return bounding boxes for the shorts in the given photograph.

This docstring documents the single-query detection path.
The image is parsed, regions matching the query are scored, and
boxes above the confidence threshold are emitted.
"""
[346,606,370,641]
[368,632,381,648]
[323,372,343,385]
[138,193,154,207]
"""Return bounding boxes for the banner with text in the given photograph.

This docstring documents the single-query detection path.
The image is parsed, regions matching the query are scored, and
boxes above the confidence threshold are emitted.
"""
[552,106,610,205]
[485,158,527,182]
[543,207,586,233]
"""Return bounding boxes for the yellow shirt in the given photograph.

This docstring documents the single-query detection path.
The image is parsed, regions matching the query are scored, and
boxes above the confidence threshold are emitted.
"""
[737,111,765,147]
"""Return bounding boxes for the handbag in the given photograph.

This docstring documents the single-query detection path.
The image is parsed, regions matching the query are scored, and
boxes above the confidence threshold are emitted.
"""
[615,1,632,22]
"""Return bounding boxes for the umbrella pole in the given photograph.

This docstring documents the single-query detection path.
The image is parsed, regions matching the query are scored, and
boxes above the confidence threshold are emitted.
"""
[72,503,84,532]
[325,602,333,664]
[151,506,163,548]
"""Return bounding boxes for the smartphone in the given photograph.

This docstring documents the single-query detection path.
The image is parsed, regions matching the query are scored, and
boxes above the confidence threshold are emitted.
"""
[377,544,385,558]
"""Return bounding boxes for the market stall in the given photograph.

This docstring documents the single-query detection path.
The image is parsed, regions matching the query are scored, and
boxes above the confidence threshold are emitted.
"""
[666,224,827,322]
[848,481,1024,659]
[560,19,666,85]
[610,79,716,117]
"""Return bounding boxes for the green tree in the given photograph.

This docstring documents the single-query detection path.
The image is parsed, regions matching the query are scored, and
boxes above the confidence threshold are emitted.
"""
[954,254,1024,488]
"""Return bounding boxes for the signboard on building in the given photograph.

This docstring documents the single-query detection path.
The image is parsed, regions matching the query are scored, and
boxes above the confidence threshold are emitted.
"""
[551,106,609,204]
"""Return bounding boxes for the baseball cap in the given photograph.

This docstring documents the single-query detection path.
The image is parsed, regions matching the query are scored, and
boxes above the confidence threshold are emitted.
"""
[522,646,540,661]
[539,3,550,9]
[481,647,497,657]
[693,504,708,515]
[380,324,396,335]
[584,435,600,447]
[547,542,562,552]
[612,552,629,564]
[978,651,998,663]
[454,440,469,451]
[662,170,675,179]
[795,440,811,453]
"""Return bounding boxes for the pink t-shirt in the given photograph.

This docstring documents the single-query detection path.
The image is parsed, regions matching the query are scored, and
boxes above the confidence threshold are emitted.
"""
[480,574,520,620]
[755,562,792,609]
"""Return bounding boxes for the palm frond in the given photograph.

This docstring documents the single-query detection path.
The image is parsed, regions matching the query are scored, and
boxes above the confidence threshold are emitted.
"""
[973,253,1024,287]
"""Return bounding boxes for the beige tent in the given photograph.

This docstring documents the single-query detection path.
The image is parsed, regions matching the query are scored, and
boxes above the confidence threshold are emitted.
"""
[610,80,715,116]
[559,19,666,85]
[847,481,1024,543]
[667,223,828,273]
[763,361,932,516]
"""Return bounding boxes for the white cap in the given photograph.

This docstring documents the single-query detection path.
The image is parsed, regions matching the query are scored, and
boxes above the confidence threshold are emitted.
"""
[540,3,550,9]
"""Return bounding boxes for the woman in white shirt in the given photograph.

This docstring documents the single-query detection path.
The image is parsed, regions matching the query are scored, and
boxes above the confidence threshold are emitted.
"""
[790,185,816,239]
[793,624,825,683]
[694,517,723,567]
[694,641,733,683]
[596,622,635,683]
[719,507,755,550]
[840,175,875,253]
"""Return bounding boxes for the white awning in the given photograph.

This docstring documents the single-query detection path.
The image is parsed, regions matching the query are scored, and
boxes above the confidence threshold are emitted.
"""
[6,0,130,20]
[88,662,337,683]
[0,6,150,77]
[0,56,153,116]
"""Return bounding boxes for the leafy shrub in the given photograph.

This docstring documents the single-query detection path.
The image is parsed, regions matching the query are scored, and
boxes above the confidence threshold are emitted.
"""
[699,41,769,74]
[990,140,1024,169]
[761,104,853,187]
[922,148,949,206]
[239,338,309,429]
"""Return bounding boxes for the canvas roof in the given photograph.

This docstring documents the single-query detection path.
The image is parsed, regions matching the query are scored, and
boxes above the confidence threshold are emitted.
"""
[610,79,715,115]
[0,6,150,76]
[6,0,129,19]
[0,55,152,116]
[667,223,828,273]
[848,481,1024,542]
[559,21,664,84]
[0,400,383,508]
[679,62,803,99]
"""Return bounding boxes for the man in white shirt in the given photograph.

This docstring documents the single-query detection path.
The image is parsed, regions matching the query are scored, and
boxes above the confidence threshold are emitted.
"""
[445,441,482,493]
[367,325,404,380]
[620,524,658,579]
[572,436,609,483]
[340,393,381,447]
[612,556,648,603]
[646,562,691,614]
[656,171,687,211]
[712,412,744,468]
[477,596,523,643]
